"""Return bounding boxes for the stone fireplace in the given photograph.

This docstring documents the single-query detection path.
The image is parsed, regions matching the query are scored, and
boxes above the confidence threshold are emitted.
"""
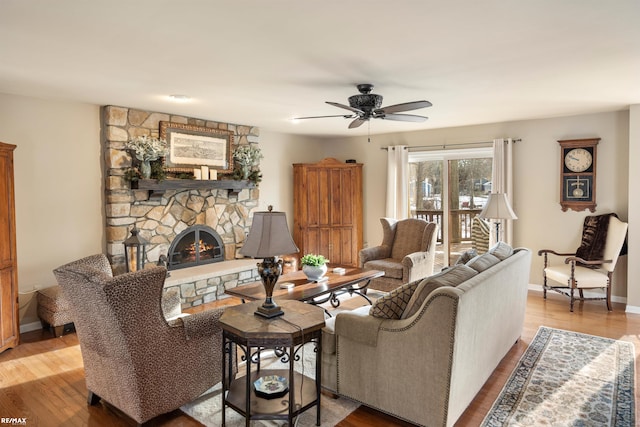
[102,105,261,307]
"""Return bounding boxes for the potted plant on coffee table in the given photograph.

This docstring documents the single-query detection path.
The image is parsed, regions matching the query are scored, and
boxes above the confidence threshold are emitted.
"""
[300,254,329,281]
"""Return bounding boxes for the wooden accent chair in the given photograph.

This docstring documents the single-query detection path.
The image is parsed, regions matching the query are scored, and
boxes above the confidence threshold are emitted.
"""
[359,218,438,292]
[538,213,627,312]
[53,254,231,425]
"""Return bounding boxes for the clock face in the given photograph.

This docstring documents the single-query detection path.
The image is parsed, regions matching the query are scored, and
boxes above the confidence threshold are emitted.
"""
[564,148,593,172]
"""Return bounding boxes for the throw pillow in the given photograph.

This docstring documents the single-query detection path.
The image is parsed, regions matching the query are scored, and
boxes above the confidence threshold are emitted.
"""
[455,249,478,265]
[401,264,478,319]
[369,279,422,319]
[466,253,501,273]
[488,241,514,260]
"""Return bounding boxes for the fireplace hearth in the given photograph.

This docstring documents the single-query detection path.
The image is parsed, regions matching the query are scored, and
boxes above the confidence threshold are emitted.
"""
[167,225,224,270]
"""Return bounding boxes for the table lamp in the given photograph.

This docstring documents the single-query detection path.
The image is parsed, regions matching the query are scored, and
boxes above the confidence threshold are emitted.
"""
[479,192,517,242]
[240,206,299,318]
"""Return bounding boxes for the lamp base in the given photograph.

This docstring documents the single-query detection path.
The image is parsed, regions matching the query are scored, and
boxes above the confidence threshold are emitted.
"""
[254,304,284,318]
[254,256,285,318]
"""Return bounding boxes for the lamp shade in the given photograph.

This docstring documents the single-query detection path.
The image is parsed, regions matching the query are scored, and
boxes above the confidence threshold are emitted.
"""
[240,210,299,258]
[479,193,518,220]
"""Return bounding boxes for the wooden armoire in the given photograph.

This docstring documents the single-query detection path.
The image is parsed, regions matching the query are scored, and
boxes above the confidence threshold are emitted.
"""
[0,142,18,352]
[293,158,363,267]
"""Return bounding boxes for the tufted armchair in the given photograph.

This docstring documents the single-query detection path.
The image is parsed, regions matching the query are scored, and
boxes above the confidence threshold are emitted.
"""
[359,218,438,292]
[53,254,232,425]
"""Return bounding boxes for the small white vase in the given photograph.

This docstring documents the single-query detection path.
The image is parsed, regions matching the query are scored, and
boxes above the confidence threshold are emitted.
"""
[302,264,327,281]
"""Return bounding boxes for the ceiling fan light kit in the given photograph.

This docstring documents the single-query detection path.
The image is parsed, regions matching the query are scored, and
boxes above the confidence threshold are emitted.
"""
[294,83,432,129]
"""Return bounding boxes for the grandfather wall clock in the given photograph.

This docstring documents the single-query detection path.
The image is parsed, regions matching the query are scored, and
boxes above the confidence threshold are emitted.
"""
[558,138,599,212]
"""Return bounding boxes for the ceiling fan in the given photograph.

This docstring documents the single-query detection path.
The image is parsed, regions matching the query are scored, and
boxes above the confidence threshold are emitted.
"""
[294,83,432,129]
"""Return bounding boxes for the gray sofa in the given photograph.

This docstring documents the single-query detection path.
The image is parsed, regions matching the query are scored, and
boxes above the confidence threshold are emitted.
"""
[321,244,532,427]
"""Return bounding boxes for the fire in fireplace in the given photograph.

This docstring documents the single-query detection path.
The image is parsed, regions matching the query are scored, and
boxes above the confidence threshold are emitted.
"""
[167,225,224,270]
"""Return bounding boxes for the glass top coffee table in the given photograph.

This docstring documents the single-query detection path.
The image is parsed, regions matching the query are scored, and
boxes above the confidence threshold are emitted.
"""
[226,266,384,312]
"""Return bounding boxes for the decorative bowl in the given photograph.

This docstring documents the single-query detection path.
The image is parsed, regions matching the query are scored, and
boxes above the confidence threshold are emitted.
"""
[253,375,289,399]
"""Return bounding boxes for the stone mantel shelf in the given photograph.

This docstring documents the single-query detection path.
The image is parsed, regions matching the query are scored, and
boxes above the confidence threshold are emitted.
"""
[132,178,256,197]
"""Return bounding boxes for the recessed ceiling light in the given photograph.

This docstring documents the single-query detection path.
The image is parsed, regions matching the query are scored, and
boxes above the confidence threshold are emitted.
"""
[169,94,191,102]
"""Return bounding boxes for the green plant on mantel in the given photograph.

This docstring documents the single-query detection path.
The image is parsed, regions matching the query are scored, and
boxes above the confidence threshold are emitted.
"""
[300,254,329,267]
[125,159,166,182]
[232,144,263,184]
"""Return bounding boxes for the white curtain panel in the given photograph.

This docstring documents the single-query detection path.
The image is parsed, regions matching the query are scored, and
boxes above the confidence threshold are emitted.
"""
[386,145,409,219]
[492,138,515,245]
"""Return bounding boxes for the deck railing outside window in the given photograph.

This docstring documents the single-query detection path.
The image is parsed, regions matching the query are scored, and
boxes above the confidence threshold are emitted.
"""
[413,209,483,243]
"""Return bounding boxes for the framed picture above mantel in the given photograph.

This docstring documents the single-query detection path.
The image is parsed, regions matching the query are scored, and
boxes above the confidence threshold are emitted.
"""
[159,121,234,173]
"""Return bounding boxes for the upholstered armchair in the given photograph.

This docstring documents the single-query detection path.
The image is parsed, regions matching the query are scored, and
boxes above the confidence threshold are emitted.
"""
[359,218,438,292]
[53,254,231,425]
[538,213,628,312]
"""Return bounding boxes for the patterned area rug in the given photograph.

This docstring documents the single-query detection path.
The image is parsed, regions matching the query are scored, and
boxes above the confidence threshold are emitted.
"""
[482,326,635,426]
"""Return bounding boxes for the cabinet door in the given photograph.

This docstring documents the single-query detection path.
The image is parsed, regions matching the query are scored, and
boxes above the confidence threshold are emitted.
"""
[0,153,13,266]
[0,267,17,348]
[0,147,18,352]
[293,160,362,267]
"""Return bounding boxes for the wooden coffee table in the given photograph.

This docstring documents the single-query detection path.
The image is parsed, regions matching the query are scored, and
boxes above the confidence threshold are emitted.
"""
[226,266,384,312]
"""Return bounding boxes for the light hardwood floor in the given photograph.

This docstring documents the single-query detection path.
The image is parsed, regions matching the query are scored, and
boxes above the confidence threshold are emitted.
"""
[1,290,638,426]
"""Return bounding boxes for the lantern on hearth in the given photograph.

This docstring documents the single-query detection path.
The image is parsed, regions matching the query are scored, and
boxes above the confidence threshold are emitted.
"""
[123,226,149,272]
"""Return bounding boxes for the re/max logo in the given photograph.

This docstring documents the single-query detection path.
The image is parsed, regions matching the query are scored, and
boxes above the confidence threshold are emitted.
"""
[1,418,27,426]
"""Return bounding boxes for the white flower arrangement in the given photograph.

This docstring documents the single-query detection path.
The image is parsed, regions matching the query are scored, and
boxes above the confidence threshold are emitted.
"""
[126,135,169,161]
[233,144,263,166]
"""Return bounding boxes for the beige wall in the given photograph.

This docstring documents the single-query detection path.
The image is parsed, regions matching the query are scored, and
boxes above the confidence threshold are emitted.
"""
[0,93,103,325]
[320,111,632,304]
[256,130,325,220]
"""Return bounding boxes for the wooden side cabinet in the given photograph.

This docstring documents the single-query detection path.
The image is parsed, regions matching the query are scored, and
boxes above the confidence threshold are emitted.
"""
[0,142,19,352]
[293,158,363,267]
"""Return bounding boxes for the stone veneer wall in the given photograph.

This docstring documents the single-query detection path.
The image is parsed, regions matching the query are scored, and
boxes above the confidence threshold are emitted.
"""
[102,106,261,305]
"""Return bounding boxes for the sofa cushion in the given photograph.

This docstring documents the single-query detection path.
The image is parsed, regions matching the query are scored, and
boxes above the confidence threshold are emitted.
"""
[363,259,403,279]
[466,253,501,273]
[369,278,422,319]
[489,241,514,260]
[401,264,478,319]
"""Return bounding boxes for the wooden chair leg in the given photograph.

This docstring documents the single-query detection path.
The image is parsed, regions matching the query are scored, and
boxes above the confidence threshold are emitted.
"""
[570,288,575,312]
[606,286,613,311]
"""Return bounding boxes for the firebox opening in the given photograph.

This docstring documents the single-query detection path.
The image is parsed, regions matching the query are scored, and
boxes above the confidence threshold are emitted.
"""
[167,225,224,270]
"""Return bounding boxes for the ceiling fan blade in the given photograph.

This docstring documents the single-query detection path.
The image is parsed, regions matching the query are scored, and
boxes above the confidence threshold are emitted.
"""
[326,101,364,114]
[348,118,367,129]
[381,113,428,122]
[293,114,354,120]
[377,100,432,114]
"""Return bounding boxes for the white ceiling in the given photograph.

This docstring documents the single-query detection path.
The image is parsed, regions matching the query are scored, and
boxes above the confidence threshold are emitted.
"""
[1,1,639,137]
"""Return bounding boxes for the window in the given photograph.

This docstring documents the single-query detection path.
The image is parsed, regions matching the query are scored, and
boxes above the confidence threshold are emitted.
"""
[409,147,492,269]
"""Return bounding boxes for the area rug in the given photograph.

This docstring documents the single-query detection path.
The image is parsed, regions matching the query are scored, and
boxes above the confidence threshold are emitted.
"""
[482,326,635,426]
[181,344,359,426]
